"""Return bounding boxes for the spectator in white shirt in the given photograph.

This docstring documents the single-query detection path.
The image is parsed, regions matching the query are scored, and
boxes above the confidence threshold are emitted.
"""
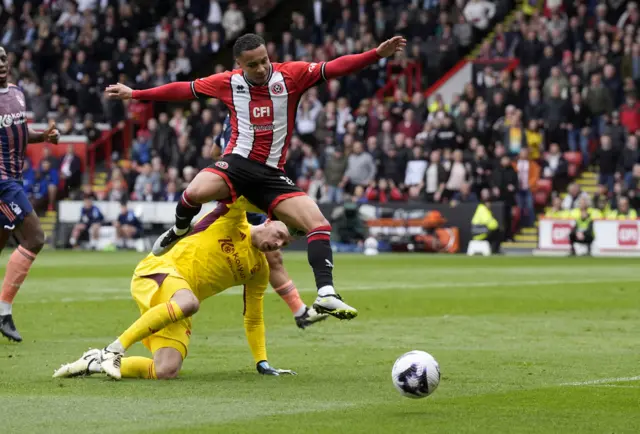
[207,0,222,28]
[404,146,428,188]
[296,97,323,145]
[222,2,246,40]
[444,150,470,200]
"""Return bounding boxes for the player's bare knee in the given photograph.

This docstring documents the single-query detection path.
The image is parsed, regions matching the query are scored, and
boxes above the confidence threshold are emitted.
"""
[172,289,199,317]
[155,362,181,379]
[23,228,45,253]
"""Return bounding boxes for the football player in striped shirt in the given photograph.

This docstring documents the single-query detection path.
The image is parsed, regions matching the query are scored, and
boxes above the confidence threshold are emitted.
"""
[106,34,406,321]
[0,46,60,342]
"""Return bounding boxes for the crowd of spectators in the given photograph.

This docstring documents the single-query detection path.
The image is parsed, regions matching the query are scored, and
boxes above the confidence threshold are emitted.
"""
[45,0,504,206]
[277,0,637,238]
[15,0,608,236]
[275,0,638,239]
[2,0,260,204]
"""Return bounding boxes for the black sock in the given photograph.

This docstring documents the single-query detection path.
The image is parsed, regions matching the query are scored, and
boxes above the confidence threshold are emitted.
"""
[307,225,334,291]
[175,192,202,231]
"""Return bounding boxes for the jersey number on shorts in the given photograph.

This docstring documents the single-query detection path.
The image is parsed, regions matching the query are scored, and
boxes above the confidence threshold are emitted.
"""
[280,176,295,186]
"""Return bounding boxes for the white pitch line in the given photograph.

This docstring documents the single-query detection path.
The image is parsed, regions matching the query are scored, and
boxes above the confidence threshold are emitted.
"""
[560,376,640,386]
[17,276,640,304]
[587,384,640,389]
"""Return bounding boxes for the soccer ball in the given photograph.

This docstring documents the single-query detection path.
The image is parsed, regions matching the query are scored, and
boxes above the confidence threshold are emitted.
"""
[391,350,440,399]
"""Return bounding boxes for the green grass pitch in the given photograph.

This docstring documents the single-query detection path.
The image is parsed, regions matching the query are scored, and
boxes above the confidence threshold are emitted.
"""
[1,252,640,433]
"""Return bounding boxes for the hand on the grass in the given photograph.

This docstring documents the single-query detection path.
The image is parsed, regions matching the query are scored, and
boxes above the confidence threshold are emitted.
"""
[376,36,407,58]
[257,361,297,376]
[105,83,133,100]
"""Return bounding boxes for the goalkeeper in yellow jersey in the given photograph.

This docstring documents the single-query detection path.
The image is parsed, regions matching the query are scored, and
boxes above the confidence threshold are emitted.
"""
[53,199,296,380]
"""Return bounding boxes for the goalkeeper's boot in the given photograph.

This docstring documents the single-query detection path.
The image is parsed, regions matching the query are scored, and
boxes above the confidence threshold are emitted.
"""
[0,314,22,342]
[100,347,123,380]
[152,225,192,256]
[313,293,358,320]
[295,306,328,329]
[53,349,102,378]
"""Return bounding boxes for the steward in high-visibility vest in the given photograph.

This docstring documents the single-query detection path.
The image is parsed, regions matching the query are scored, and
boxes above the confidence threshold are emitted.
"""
[568,198,596,255]
[544,196,569,219]
[471,189,502,253]
[606,197,638,220]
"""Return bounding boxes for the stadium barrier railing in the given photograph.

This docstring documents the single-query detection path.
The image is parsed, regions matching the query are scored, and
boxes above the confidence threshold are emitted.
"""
[56,200,504,253]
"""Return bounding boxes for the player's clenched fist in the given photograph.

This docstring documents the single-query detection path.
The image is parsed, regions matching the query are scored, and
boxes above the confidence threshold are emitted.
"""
[44,122,60,144]
[105,83,133,100]
[376,36,407,58]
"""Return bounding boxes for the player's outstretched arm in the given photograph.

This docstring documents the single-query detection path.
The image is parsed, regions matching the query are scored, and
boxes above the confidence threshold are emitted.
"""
[105,82,195,101]
[28,123,60,144]
[323,36,407,81]
[244,270,296,376]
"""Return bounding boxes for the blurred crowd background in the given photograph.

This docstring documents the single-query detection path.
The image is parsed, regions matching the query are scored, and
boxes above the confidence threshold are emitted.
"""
[5,0,640,239]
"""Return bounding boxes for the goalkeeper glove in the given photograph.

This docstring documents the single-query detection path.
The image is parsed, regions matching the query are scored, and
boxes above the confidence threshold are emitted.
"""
[256,360,297,376]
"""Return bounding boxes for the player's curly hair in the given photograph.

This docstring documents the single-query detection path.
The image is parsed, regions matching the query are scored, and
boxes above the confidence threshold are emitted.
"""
[233,33,266,58]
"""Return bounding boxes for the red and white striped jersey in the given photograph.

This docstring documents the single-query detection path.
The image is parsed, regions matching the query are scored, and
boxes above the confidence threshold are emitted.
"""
[192,61,327,170]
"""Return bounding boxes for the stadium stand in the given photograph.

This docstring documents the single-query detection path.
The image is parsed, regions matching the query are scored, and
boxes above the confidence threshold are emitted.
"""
[7,0,639,252]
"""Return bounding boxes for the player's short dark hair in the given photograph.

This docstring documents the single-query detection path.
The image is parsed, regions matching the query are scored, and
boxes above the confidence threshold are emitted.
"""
[233,33,266,58]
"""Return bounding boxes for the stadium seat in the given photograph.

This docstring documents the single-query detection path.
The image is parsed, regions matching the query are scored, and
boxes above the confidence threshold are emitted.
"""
[564,152,582,178]
[535,190,550,207]
[536,179,552,194]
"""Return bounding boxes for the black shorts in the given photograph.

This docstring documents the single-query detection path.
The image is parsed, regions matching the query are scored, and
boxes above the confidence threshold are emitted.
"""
[205,154,305,216]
